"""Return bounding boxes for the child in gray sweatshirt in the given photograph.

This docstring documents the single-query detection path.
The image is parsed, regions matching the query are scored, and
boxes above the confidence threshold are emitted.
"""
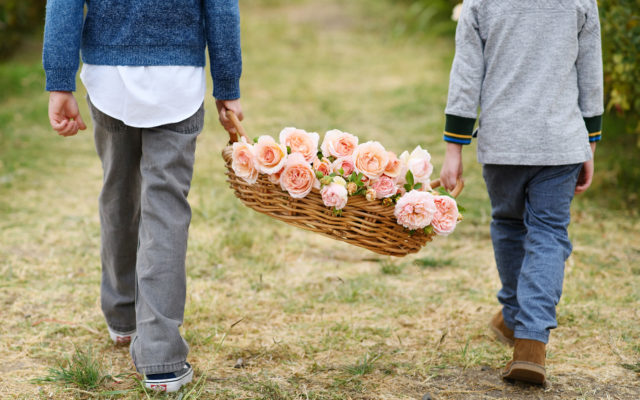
[440,0,603,385]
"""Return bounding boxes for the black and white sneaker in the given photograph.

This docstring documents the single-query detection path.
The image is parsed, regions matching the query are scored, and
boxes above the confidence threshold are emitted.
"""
[144,362,193,393]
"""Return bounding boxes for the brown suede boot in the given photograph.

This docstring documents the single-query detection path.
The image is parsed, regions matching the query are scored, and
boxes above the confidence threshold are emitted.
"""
[489,311,515,346]
[502,339,546,385]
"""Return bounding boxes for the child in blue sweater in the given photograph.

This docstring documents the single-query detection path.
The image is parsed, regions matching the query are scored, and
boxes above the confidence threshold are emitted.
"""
[43,0,243,392]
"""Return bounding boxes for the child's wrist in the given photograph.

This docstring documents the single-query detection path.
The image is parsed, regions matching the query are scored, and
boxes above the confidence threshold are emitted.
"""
[445,142,463,153]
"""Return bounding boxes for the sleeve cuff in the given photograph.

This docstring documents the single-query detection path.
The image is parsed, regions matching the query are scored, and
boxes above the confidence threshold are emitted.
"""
[584,115,602,142]
[44,69,78,92]
[444,114,476,145]
[212,78,240,101]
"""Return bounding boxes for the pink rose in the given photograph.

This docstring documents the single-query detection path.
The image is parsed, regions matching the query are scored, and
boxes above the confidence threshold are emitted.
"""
[231,139,259,184]
[352,141,389,180]
[313,157,332,176]
[320,182,348,210]
[400,146,433,184]
[370,175,398,199]
[279,127,319,163]
[384,151,402,178]
[431,195,459,236]
[254,135,287,174]
[332,156,355,176]
[279,152,317,199]
[394,190,437,230]
[321,129,359,158]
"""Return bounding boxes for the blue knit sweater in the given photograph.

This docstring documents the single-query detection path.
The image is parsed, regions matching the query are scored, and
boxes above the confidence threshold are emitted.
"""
[43,0,242,100]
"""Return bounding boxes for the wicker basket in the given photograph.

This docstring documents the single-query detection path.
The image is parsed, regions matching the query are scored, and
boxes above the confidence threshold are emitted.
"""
[221,112,463,257]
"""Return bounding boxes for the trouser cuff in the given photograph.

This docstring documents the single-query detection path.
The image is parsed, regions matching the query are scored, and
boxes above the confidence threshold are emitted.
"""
[136,360,187,375]
[513,328,549,344]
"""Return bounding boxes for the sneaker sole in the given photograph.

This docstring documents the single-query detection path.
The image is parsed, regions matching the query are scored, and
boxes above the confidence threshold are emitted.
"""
[145,368,193,393]
[502,361,545,385]
[488,322,515,347]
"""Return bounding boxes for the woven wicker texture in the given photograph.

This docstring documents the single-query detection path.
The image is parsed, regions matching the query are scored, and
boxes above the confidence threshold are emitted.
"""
[221,112,463,257]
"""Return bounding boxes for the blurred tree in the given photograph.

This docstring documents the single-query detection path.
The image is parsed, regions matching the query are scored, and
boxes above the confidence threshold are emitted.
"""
[0,0,46,60]
[395,0,459,36]
[599,0,640,143]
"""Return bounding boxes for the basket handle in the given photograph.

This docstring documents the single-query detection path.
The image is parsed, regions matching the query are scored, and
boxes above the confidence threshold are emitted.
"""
[430,178,464,198]
[226,110,250,144]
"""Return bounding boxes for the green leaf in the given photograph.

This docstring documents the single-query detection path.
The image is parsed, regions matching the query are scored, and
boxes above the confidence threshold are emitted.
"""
[414,183,422,190]
[338,167,345,176]
[424,225,434,235]
[405,170,414,187]
[253,137,258,143]
[355,187,367,196]
[315,171,325,180]
[349,172,358,182]
[457,204,466,213]
[404,183,412,192]
[286,146,292,154]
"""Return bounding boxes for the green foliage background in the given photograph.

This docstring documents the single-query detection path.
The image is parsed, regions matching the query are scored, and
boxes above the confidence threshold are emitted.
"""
[599,0,640,138]
[0,0,45,59]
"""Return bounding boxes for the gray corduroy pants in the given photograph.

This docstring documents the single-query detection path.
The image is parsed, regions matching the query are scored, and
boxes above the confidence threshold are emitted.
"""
[89,98,203,375]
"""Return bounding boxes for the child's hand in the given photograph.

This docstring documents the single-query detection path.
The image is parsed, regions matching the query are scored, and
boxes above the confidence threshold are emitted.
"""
[440,142,463,191]
[48,91,87,137]
[575,142,596,194]
[216,99,243,135]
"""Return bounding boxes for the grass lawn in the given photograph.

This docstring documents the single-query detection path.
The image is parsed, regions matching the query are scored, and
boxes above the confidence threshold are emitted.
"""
[1,0,639,398]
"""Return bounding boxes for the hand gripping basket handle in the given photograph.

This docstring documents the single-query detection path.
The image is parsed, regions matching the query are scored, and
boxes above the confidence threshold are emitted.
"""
[430,178,464,198]
[226,110,250,144]
[225,110,464,198]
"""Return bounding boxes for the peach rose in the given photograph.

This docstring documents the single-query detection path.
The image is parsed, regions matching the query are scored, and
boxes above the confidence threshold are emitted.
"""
[313,157,332,177]
[279,152,317,199]
[384,151,402,178]
[254,135,287,174]
[332,156,355,177]
[370,175,398,199]
[321,129,359,158]
[279,127,319,163]
[352,141,389,180]
[400,146,433,184]
[431,195,459,236]
[320,182,348,210]
[231,139,259,184]
[394,190,437,230]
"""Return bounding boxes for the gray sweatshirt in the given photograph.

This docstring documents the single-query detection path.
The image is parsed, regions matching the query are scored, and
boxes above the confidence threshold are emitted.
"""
[444,0,603,165]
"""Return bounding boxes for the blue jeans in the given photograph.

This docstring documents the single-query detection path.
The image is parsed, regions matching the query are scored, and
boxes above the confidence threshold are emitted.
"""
[482,163,582,343]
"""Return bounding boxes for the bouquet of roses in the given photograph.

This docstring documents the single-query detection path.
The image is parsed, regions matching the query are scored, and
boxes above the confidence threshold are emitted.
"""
[231,127,462,237]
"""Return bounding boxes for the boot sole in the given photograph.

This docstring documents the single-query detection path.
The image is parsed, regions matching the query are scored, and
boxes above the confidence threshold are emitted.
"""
[502,361,545,385]
[488,322,515,347]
